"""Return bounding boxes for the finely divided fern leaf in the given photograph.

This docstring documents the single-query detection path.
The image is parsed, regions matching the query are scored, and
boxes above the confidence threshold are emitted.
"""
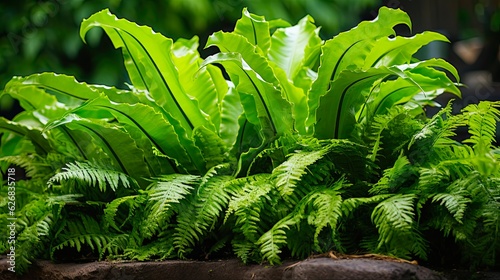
[462,101,500,151]
[143,174,199,237]
[48,161,135,191]
[272,149,328,199]
[371,194,416,246]
[52,215,111,258]
[431,192,471,223]
[174,174,238,258]
[256,214,297,265]
[104,195,138,232]
[226,175,274,242]
[306,187,344,250]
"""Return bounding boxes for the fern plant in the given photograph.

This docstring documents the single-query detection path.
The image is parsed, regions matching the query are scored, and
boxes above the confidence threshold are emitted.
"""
[3,6,496,275]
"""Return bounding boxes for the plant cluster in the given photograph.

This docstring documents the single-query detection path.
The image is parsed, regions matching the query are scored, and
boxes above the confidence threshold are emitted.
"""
[1,7,499,274]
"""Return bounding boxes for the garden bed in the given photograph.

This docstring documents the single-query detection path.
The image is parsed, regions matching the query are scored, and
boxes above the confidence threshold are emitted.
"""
[1,256,452,280]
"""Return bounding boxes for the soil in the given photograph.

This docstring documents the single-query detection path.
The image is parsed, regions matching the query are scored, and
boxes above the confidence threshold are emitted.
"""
[4,255,498,280]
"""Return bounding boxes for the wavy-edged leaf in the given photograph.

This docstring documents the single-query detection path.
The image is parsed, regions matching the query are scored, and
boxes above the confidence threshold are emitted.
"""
[206,31,277,86]
[47,115,150,181]
[219,85,244,149]
[362,61,460,123]
[81,9,212,135]
[314,67,396,139]
[3,73,100,108]
[72,96,198,173]
[364,31,449,68]
[268,15,319,81]
[0,117,51,155]
[307,7,412,130]
[234,8,272,55]
[172,36,227,132]
[203,52,293,138]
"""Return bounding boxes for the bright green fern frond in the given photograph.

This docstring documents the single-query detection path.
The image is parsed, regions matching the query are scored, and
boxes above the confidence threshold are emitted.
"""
[52,215,111,259]
[104,195,138,232]
[48,161,136,192]
[100,233,130,259]
[122,233,176,261]
[232,237,258,264]
[272,148,329,199]
[12,199,55,274]
[408,102,465,163]
[143,174,200,238]
[256,214,298,265]
[371,194,416,248]
[462,101,500,151]
[146,174,199,204]
[370,155,414,195]
[305,182,345,250]
[341,194,393,217]
[365,106,408,162]
[174,174,235,258]
[226,174,274,242]
[418,166,450,191]
[432,192,471,223]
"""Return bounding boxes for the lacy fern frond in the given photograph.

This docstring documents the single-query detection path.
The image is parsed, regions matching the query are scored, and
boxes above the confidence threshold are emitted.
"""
[256,214,298,265]
[0,155,43,178]
[408,102,465,163]
[48,161,136,192]
[100,233,130,258]
[232,237,258,264]
[306,186,344,250]
[12,199,55,274]
[174,174,236,258]
[146,174,199,204]
[431,192,471,223]
[418,166,451,193]
[462,101,500,151]
[122,234,176,261]
[272,148,329,199]
[52,215,111,259]
[371,194,416,247]
[226,174,274,243]
[369,193,429,259]
[370,156,414,195]
[365,106,411,162]
[142,174,200,237]
[341,194,393,217]
[104,195,138,232]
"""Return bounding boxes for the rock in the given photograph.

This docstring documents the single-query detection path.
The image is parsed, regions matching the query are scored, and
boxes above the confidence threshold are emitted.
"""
[0,256,452,280]
[282,258,445,280]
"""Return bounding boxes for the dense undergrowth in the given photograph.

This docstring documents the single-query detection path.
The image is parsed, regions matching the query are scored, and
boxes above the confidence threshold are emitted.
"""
[1,7,499,274]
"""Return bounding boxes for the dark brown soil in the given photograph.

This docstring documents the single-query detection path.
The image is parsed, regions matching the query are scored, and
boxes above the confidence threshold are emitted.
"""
[0,256,457,280]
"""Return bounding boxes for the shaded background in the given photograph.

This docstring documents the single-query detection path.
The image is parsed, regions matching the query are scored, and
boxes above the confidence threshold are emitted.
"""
[1,0,499,119]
